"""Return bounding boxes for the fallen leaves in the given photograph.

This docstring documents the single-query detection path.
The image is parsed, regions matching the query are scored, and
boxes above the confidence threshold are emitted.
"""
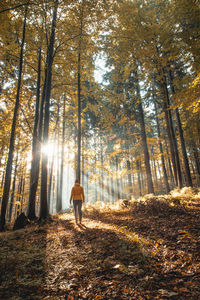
[0,193,200,299]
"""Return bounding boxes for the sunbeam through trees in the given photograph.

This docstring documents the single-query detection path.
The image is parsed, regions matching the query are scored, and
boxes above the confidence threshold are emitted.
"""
[0,0,200,298]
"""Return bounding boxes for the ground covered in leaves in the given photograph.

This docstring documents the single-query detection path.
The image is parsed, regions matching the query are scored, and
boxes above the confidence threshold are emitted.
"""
[0,188,200,299]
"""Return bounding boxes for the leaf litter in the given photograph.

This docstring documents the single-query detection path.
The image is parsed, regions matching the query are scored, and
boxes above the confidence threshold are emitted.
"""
[0,188,200,299]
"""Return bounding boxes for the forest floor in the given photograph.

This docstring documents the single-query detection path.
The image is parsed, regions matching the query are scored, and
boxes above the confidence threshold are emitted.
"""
[0,188,200,300]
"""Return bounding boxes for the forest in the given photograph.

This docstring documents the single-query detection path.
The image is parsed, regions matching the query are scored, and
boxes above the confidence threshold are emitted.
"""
[0,0,200,299]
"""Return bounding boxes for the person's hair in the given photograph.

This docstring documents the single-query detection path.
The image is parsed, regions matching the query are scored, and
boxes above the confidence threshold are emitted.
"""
[75,179,79,183]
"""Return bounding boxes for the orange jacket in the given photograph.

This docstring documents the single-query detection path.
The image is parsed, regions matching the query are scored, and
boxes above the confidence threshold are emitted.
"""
[70,183,85,202]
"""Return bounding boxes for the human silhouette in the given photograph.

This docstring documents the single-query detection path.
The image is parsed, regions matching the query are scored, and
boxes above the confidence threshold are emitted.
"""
[70,179,85,224]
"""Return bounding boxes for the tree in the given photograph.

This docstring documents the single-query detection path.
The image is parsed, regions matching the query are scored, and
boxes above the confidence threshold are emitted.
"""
[40,0,58,219]
[0,5,28,231]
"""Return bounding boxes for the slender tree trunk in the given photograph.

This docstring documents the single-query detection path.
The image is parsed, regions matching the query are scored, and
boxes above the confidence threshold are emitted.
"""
[127,159,132,199]
[110,176,114,203]
[116,156,121,199]
[48,121,58,211]
[56,131,62,212]
[109,159,115,202]
[86,169,89,203]
[151,147,158,187]
[168,70,193,187]
[94,138,98,201]
[135,72,154,194]
[0,170,5,204]
[29,61,48,217]
[161,75,182,187]
[131,162,135,185]
[136,160,142,196]
[154,101,170,193]
[48,154,54,212]
[175,107,193,186]
[100,139,104,202]
[77,2,84,182]
[27,48,41,219]
[16,174,23,217]
[0,7,28,231]
[21,176,25,213]
[9,154,18,221]
[192,142,200,184]
[82,136,85,187]
[40,0,58,219]
[59,97,65,211]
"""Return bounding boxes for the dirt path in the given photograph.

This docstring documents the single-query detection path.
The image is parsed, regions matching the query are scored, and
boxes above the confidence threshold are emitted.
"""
[0,205,200,299]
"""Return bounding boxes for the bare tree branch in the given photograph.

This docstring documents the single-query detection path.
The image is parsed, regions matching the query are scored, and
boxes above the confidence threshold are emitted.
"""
[0,2,30,14]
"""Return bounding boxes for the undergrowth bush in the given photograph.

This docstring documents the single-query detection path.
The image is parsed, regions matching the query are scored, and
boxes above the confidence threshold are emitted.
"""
[84,187,200,216]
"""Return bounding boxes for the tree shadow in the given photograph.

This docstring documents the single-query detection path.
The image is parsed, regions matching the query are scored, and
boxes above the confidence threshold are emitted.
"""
[81,205,199,294]
[0,222,48,299]
[58,217,157,299]
[83,204,200,251]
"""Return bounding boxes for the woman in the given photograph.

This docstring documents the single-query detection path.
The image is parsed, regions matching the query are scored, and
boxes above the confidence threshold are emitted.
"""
[70,179,85,224]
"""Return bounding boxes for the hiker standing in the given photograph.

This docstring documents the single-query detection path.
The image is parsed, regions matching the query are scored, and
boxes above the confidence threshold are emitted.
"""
[70,179,85,224]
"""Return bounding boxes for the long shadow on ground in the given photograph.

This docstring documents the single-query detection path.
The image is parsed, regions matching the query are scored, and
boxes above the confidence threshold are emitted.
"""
[81,205,200,299]
[57,217,155,299]
[0,222,48,300]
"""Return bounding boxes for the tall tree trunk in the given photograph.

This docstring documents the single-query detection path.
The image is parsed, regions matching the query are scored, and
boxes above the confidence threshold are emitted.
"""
[136,160,142,196]
[154,101,170,193]
[151,147,158,188]
[77,2,84,182]
[0,170,5,204]
[110,159,115,202]
[135,72,154,194]
[100,139,104,202]
[16,173,24,217]
[116,156,121,199]
[9,153,18,221]
[0,6,28,231]
[82,136,85,187]
[161,73,182,188]
[94,138,98,201]
[109,174,114,202]
[27,48,41,219]
[56,132,61,212]
[192,142,200,184]
[48,153,54,212]
[40,0,58,219]
[168,70,193,187]
[126,159,132,199]
[59,97,65,211]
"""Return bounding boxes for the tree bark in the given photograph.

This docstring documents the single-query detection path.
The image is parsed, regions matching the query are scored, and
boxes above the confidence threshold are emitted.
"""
[136,160,142,196]
[168,70,193,187]
[161,73,182,188]
[27,48,41,219]
[100,139,104,201]
[40,0,58,219]
[135,72,154,194]
[77,2,84,183]
[154,101,170,193]
[116,156,121,199]
[0,6,28,231]
[56,132,61,212]
[126,159,132,199]
[9,154,18,221]
[192,142,200,184]
[59,97,66,212]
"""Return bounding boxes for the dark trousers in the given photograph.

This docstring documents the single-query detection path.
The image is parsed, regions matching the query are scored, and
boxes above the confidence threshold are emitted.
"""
[73,200,82,223]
